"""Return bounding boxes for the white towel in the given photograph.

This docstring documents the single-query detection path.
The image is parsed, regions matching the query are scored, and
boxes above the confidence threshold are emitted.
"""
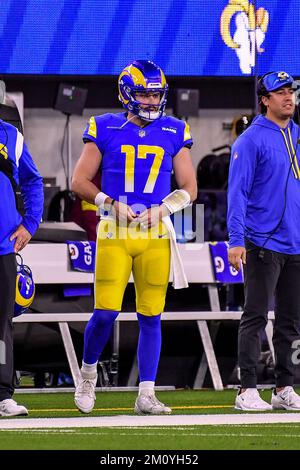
[163,216,188,289]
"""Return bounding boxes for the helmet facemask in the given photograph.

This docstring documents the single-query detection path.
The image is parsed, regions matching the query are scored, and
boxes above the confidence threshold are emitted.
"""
[129,88,168,121]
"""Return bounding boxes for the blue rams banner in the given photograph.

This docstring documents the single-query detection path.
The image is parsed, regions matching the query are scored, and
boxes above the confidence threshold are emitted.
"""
[66,241,95,273]
[0,0,299,76]
[209,242,243,283]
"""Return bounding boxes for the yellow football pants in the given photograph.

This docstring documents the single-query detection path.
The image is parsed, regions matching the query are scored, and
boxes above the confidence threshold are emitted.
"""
[94,220,170,316]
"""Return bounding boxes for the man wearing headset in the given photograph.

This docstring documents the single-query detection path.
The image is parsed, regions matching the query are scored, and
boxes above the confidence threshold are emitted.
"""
[227,71,300,411]
[72,60,197,415]
[0,111,43,416]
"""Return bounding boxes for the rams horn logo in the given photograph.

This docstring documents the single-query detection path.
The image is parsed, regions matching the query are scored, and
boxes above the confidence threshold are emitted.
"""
[221,0,269,49]
[220,1,269,74]
[278,71,289,80]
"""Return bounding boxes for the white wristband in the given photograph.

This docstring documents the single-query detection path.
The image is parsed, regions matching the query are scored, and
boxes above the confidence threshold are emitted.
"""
[94,191,109,208]
[162,189,191,214]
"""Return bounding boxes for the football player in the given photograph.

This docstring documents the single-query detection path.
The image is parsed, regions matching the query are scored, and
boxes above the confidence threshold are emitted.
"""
[72,60,197,415]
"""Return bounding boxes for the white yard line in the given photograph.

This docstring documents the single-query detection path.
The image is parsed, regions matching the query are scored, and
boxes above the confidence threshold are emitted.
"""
[1,430,300,438]
[1,413,300,429]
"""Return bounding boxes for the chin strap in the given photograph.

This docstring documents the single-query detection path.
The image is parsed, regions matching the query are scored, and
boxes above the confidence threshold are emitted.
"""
[139,109,160,121]
[162,189,191,214]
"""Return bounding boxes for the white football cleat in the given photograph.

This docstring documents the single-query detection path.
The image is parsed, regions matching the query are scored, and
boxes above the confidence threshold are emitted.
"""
[271,386,300,411]
[235,388,272,411]
[74,374,97,414]
[134,394,172,415]
[0,399,28,417]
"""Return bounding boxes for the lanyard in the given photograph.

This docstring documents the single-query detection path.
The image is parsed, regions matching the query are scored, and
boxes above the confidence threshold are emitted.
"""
[280,128,300,179]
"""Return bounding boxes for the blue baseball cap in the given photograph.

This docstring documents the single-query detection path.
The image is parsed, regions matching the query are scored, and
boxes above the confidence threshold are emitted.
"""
[258,71,295,96]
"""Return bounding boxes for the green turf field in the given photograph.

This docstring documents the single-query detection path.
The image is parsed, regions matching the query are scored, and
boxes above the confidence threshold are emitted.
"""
[1,389,300,450]
[5,389,240,418]
[2,423,300,450]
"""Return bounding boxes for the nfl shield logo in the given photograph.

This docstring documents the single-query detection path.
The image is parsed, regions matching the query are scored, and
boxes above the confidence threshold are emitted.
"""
[139,130,146,138]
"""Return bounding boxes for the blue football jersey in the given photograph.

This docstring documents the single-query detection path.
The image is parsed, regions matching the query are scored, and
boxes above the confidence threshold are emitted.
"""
[83,112,193,208]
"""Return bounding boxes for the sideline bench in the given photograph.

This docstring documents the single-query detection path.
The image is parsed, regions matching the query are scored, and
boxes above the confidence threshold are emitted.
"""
[14,243,275,390]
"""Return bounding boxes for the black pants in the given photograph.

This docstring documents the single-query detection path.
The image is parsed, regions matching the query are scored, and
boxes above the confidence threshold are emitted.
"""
[0,253,16,401]
[239,240,300,388]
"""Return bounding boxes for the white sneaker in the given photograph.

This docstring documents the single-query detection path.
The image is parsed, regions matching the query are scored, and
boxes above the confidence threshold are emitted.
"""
[134,394,172,415]
[272,386,300,411]
[235,388,272,411]
[74,374,97,414]
[0,399,28,417]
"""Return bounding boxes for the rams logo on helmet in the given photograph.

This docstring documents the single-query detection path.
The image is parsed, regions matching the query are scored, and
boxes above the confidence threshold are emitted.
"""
[14,255,35,317]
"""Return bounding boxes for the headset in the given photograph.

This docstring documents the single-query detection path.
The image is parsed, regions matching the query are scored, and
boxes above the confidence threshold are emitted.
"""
[14,254,35,317]
[257,71,275,101]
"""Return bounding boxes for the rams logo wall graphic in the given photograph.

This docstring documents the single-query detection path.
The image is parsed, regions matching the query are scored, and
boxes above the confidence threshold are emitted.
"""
[209,242,244,283]
[215,256,225,274]
[69,243,79,260]
[221,0,269,74]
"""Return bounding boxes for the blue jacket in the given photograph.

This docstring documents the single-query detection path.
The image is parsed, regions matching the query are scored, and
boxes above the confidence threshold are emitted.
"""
[227,114,300,254]
[0,120,44,255]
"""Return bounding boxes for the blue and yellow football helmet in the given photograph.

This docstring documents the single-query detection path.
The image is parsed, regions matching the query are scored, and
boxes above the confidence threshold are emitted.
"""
[14,254,35,317]
[118,60,168,121]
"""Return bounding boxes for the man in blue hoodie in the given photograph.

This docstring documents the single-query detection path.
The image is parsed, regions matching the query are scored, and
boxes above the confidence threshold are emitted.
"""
[227,71,300,411]
[0,119,44,416]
